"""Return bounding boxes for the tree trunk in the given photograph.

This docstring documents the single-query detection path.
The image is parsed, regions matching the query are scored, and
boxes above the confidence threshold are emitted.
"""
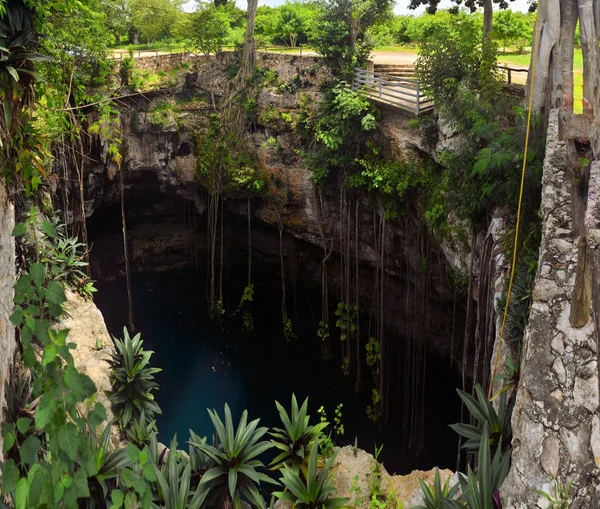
[130,29,140,45]
[578,0,600,119]
[482,0,493,42]
[528,0,575,121]
[115,33,121,46]
[242,0,258,69]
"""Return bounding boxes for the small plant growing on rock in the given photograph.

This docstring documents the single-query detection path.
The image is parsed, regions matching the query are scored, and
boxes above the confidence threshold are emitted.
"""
[270,394,328,475]
[538,479,573,509]
[414,468,462,509]
[273,443,348,509]
[190,404,276,509]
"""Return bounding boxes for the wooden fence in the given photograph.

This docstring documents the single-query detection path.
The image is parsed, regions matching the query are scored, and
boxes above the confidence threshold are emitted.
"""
[352,68,433,116]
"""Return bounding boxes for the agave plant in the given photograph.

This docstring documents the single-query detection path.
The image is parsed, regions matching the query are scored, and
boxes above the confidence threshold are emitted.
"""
[85,422,134,508]
[188,429,216,475]
[153,436,208,509]
[125,410,158,448]
[458,425,511,509]
[450,383,513,454]
[273,441,348,509]
[414,468,463,509]
[190,404,276,509]
[106,327,162,428]
[270,394,328,474]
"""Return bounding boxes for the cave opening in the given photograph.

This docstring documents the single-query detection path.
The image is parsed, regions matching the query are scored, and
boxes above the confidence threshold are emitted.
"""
[86,170,465,475]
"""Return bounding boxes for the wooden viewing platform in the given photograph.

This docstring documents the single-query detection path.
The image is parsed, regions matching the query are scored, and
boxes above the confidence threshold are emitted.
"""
[352,68,434,116]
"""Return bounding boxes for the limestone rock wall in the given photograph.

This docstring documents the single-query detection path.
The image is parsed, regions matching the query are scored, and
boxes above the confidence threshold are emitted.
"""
[0,183,16,456]
[502,110,600,508]
[57,290,120,447]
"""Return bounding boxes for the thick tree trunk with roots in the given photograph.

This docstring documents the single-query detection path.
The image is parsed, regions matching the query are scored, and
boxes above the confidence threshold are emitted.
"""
[528,0,600,121]
[242,0,258,70]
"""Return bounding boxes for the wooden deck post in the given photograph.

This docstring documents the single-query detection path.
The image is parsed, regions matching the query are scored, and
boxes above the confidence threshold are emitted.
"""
[416,82,420,116]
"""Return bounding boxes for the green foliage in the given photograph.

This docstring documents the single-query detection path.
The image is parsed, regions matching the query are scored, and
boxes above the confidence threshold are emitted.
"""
[14,210,96,299]
[270,394,328,474]
[317,321,330,342]
[0,0,52,193]
[4,246,116,508]
[190,404,276,509]
[538,480,573,509]
[189,4,230,57]
[237,284,255,331]
[273,444,349,509]
[416,14,544,225]
[450,384,512,455]
[335,301,357,341]
[300,84,377,184]
[457,425,511,509]
[106,327,162,428]
[125,411,158,448]
[129,0,182,45]
[366,337,380,367]
[153,436,208,509]
[316,404,343,458]
[366,389,382,422]
[492,10,533,53]
[414,468,462,509]
[120,55,135,86]
[309,0,392,72]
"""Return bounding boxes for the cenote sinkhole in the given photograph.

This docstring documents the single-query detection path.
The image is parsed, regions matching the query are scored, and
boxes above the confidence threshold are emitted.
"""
[93,264,463,475]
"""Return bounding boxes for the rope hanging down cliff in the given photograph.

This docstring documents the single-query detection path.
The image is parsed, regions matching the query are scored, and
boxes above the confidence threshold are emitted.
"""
[488,2,542,398]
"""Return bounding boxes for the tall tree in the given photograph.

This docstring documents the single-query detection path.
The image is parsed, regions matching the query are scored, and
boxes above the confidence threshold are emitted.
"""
[408,0,517,41]
[128,0,182,45]
[310,0,392,70]
[242,0,258,69]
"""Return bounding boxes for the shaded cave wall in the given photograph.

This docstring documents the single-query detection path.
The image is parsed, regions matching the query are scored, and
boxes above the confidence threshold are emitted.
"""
[77,53,470,366]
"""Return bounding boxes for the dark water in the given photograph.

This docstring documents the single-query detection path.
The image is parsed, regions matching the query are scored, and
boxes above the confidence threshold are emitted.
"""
[94,268,462,475]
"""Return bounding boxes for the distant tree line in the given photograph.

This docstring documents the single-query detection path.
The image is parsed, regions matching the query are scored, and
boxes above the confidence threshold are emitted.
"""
[100,0,552,57]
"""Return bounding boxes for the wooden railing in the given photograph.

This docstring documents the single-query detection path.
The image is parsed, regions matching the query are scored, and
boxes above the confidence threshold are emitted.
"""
[352,68,433,116]
[498,65,528,85]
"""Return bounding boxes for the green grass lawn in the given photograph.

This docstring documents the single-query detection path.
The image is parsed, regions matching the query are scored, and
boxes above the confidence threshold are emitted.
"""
[113,42,188,53]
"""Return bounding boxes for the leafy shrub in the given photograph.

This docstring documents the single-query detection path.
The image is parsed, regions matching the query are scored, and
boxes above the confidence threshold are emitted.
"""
[414,468,462,509]
[153,437,208,509]
[270,394,328,474]
[450,384,513,456]
[14,210,96,299]
[106,327,162,428]
[273,444,348,509]
[458,425,511,509]
[190,404,276,509]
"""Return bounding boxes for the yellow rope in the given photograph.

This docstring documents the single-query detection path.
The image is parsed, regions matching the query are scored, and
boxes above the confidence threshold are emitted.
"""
[488,3,542,398]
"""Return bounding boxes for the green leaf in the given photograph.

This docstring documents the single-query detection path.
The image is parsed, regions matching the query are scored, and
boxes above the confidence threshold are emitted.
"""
[121,467,135,488]
[124,492,137,509]
[110,489,124,509]
[58,424,79,462]
[127,443,141,464]
[88,403,107,429]
[35,396,57,429]
[28,263,45,289]
[16,417,32,434]
[41,220,57,238]
[2,459,19,492]
[20,435,41,465]
[15,477,28,509]
[12,222,26,236]
[3,430,15,452]
[45,281,66,306]
[42,345,58,366]
[9,307,24,326]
